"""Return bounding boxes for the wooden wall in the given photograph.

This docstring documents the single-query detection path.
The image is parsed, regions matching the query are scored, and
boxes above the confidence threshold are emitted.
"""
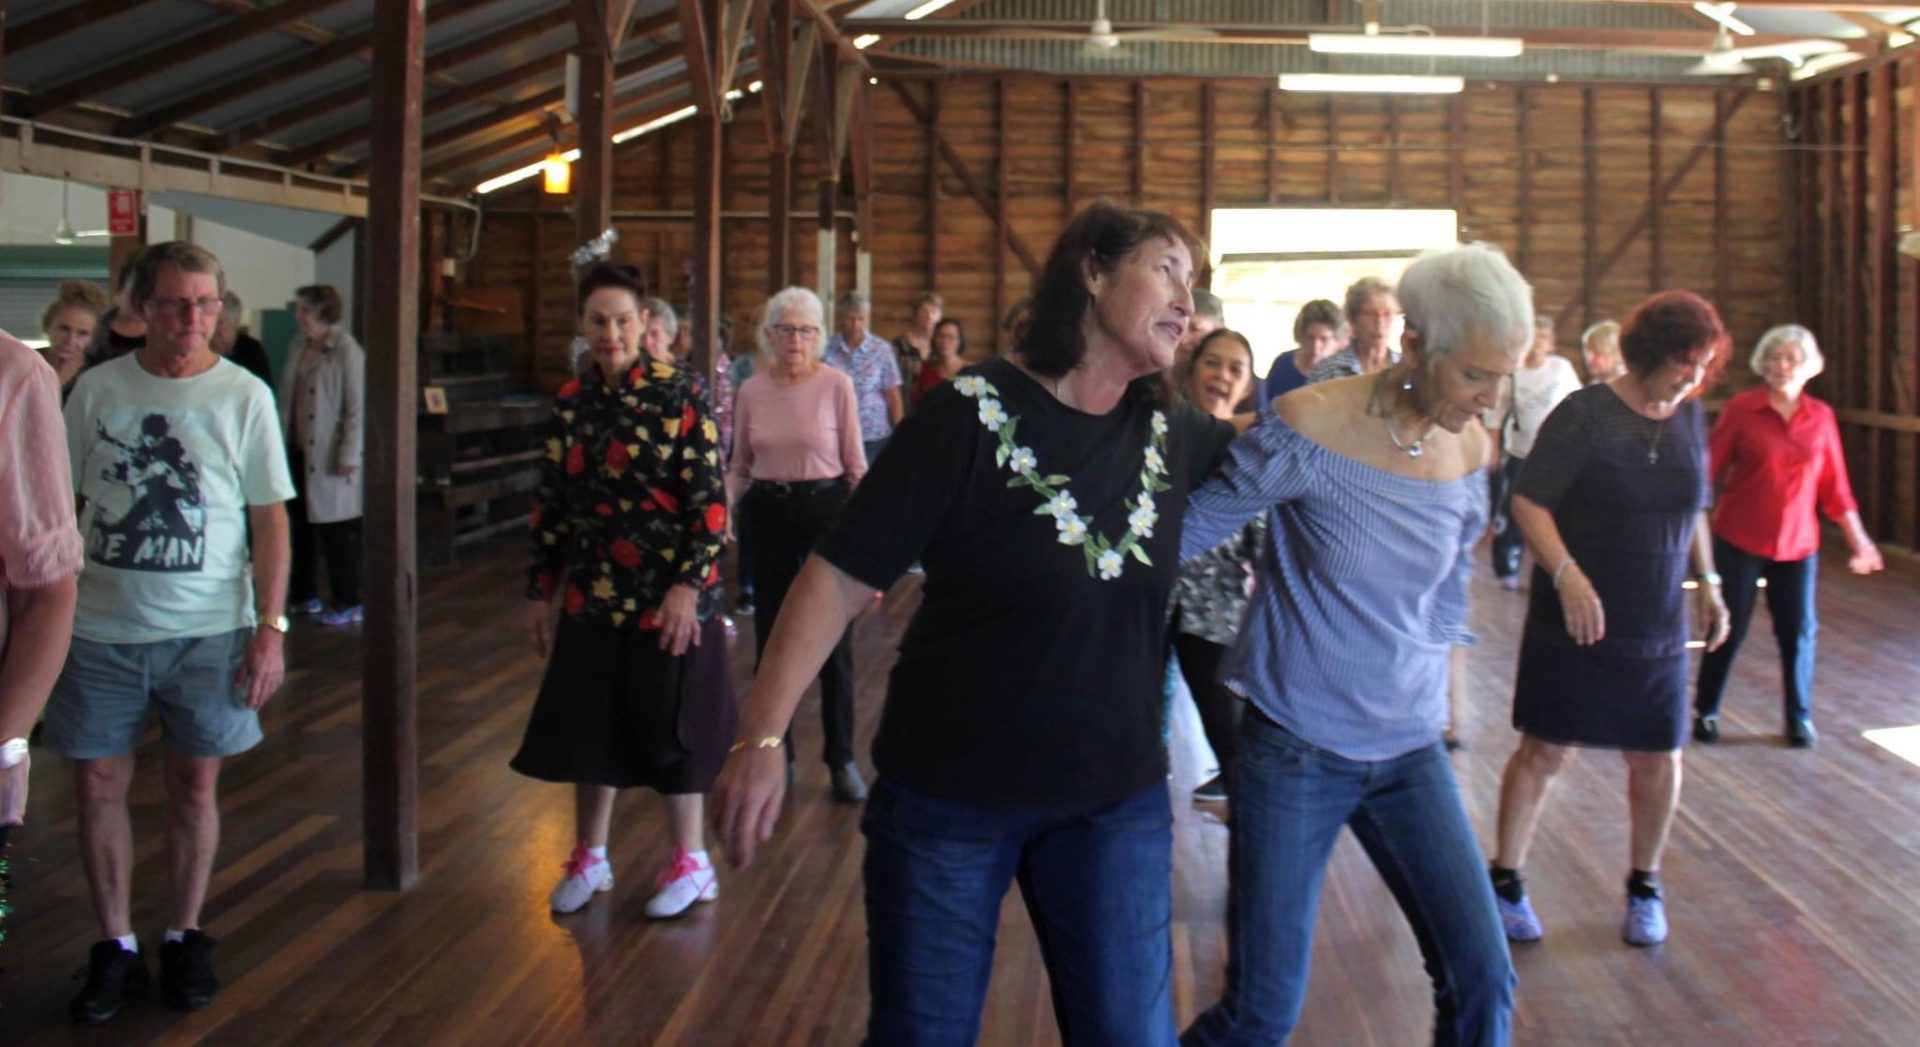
[1789,52,1918,553]
[470,74,1791,376]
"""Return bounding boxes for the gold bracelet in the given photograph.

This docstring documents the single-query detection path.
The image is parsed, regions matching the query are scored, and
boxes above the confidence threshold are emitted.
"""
[728,735,784,754]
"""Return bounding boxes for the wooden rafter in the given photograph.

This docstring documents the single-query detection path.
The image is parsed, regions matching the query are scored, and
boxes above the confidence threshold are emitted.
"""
[786,20,818,152]
[118,0,500,138]
[886,79,1040,274]
[844,19,1872,55]
[794,0,873,67]
[716,0,755,107]
[9,0,156,53]
[677,0,720,114]
[26,0,352,119]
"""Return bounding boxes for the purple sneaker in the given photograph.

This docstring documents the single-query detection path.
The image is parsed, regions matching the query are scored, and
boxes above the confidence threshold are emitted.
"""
[1623,895,1668,946]
[1497,894,1543,942]
[317,605,364,627]
[289,598,325,616]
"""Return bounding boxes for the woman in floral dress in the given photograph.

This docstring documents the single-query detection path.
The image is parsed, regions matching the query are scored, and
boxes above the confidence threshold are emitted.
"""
[513,261,734,920]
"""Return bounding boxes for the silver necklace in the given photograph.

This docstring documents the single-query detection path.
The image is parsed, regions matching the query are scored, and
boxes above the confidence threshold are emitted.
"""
[1647,415,1667,465]
[1376,371,1430,458]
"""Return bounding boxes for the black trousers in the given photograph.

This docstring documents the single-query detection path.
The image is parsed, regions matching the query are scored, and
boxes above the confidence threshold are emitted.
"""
[744,480,856,768]
[1488,453,1526,581]
[288,447,363,607]
[1170,627,1241,781]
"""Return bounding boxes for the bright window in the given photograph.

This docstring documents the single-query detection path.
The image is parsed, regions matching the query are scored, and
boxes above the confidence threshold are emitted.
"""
[1208,208,1458,377]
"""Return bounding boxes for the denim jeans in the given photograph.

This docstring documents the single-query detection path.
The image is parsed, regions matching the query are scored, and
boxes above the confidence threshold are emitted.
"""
[864,436,890,471]
[861,779,1177,1047]
[1694,537,1818,722]
[1183,712,1514,1047]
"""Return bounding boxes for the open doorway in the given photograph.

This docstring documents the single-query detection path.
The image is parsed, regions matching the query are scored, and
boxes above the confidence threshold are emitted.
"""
[1207,208,1458,377]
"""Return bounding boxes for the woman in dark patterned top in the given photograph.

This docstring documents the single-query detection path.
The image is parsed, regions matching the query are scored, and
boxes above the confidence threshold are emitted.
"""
[513,261,735,921]
[1170,328,1264,804]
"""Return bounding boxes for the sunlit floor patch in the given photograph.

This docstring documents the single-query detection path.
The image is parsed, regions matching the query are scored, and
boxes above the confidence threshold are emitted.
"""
[1863,725,1920,768]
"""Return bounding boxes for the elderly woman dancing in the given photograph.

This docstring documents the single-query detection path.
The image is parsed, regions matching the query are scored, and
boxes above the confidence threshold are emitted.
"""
[1693,325,1881,748]
[1181,243,1531,1046]
[1489,290,1732,949]
[514,262,734,920]
[713,203,1234,1045]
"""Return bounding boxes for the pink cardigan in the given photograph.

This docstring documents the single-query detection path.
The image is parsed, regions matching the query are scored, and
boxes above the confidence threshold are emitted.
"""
[727,365,868,500]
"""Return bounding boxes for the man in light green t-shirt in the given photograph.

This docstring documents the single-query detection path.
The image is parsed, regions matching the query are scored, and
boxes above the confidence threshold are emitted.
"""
[47,242,295,1026]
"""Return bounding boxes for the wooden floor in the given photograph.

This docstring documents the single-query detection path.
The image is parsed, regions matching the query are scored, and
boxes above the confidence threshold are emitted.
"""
[4,542,1918,1045]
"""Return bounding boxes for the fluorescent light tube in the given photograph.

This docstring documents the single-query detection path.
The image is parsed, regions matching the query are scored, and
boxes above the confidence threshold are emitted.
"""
[1692,2,1756,36]
[1308,33,1523,58]
[1279,74,1466,94]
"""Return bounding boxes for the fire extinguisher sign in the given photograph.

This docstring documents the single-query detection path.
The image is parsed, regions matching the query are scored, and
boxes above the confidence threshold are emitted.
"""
[108,190,139,236]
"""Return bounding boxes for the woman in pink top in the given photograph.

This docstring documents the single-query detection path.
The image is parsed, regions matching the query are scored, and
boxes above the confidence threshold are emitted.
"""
[727,286,869,803]
[2,332,85,896]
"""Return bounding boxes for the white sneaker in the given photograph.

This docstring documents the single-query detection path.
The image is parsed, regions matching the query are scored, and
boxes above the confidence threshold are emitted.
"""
[643,847,718,920]
[550,844,613,914]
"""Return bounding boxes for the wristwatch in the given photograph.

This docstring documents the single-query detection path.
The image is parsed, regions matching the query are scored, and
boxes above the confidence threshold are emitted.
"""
[258,613,291,634]
[1,737,27,771]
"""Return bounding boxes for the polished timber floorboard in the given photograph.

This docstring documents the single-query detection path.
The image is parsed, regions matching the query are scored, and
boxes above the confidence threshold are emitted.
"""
[3,544,1918,1044]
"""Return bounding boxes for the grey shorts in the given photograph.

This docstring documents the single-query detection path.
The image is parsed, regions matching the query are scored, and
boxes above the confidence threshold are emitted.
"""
[43,629,263,760]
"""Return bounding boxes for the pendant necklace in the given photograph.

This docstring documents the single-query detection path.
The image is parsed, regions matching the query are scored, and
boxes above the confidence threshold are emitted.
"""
[1376,371,1431,458]
[1647,415,1668,464]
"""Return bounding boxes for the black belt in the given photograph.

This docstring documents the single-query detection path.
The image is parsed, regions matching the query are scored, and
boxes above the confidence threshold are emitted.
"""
[749,476,844,497]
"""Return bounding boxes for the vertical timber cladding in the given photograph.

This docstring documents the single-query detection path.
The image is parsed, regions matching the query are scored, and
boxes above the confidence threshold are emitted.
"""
[1788,52,1920,552]
[467,76,1791,407]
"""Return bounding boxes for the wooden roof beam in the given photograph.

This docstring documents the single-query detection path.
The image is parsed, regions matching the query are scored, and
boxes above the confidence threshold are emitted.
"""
[795,0,872,67]
[26,0,353,119]
[846,20,1875,54]
[9,0,158,54]
[677,0,721,114]
[117,0,500,138]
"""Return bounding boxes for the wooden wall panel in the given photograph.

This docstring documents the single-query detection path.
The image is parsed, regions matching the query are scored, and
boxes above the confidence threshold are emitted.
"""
[467,75,1825,517]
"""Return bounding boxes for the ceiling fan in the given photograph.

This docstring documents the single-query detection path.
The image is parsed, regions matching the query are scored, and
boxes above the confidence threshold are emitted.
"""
[971,0,1219,53]
[1687,21,1851,75]
[50,181,110,244]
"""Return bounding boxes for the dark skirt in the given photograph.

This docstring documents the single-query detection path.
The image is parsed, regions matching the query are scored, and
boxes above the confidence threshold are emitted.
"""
[510,614,737,793]
[1511,571,1690,751]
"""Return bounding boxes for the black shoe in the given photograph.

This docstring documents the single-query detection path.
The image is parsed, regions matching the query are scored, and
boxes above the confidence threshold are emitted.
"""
[70,941,149,1025]
[1693,714,1720,744]
[1787,718,1818,749]
[734,595,755,616]
[160,930,219,1012]
[1192,775,1228,803]
[830,762,869,804]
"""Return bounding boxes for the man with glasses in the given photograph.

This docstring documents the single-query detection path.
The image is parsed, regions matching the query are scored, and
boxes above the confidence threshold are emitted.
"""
[50,241,294,1025]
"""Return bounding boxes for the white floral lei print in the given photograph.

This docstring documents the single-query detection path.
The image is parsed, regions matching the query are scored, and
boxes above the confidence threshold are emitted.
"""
[953,374,1171,581]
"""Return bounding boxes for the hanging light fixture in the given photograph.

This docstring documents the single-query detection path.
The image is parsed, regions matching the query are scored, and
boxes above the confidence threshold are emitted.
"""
[541,151,571,195]
[53,181,78,245]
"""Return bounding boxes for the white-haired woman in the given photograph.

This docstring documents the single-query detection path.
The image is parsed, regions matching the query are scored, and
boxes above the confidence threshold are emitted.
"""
[639,296,679,364]
[1582,319,1625,384]
[726,287,869,802]
[1693,325,1881,748]
[1181,244,1530,1046]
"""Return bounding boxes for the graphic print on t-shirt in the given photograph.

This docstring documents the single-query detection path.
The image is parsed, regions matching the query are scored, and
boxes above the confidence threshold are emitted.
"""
[87,412,207,571]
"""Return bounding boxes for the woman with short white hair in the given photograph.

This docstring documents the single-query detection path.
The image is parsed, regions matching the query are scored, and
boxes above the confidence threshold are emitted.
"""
[1692,324,1882,748]
[1181,243,1531,1046]
[639,297,679,364]
[726,286,868,802]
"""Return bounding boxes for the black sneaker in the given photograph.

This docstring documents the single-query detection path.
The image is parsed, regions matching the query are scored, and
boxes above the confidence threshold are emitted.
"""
[1693,714,1720,744]
[160,930,220,1012]
[1192,775,1228,803]
[1787,718,1818,749]
[70,940,149,1025]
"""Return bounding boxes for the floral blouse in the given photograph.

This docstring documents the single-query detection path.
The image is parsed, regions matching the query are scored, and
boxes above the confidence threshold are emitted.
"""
[1170,515,1267,647]
[526,359,728,627]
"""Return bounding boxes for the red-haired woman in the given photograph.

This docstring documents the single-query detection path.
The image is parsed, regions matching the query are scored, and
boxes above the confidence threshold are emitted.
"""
[514,261,734,921]
[1488,290,1732,949]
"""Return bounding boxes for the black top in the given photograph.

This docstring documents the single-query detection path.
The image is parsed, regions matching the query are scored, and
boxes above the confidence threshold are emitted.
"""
[1513,384,1708,660]
[817,357,1234,810]
[225,333,274,389]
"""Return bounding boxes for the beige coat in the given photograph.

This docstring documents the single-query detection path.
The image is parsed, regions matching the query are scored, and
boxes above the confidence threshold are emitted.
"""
[277,326,365,523]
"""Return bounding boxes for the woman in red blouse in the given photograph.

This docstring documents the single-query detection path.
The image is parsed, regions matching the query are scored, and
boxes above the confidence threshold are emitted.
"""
[910,317,966,407]
[513,262,735,919]
[1693,324,1882,749]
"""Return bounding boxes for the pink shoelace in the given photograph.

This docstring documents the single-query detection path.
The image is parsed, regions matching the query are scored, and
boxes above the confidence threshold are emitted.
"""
[655,846,707,889]
[560,843,604,880]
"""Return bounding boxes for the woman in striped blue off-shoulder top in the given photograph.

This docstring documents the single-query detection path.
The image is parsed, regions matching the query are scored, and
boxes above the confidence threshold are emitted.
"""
[1180,243,1534,1047]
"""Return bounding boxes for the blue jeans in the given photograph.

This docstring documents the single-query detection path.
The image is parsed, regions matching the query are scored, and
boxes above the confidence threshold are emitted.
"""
[1695,538,1818,722]
[861,779,1177,1046]
[864,436,890,471]
[1183,712,1514,1047]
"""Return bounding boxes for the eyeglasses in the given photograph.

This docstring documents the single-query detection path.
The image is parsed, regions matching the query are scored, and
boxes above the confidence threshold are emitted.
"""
[771,324,820,340]
[146,297,225,320]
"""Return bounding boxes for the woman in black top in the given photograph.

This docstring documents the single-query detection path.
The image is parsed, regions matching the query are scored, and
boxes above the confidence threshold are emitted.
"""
[712,204,1234,1045]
